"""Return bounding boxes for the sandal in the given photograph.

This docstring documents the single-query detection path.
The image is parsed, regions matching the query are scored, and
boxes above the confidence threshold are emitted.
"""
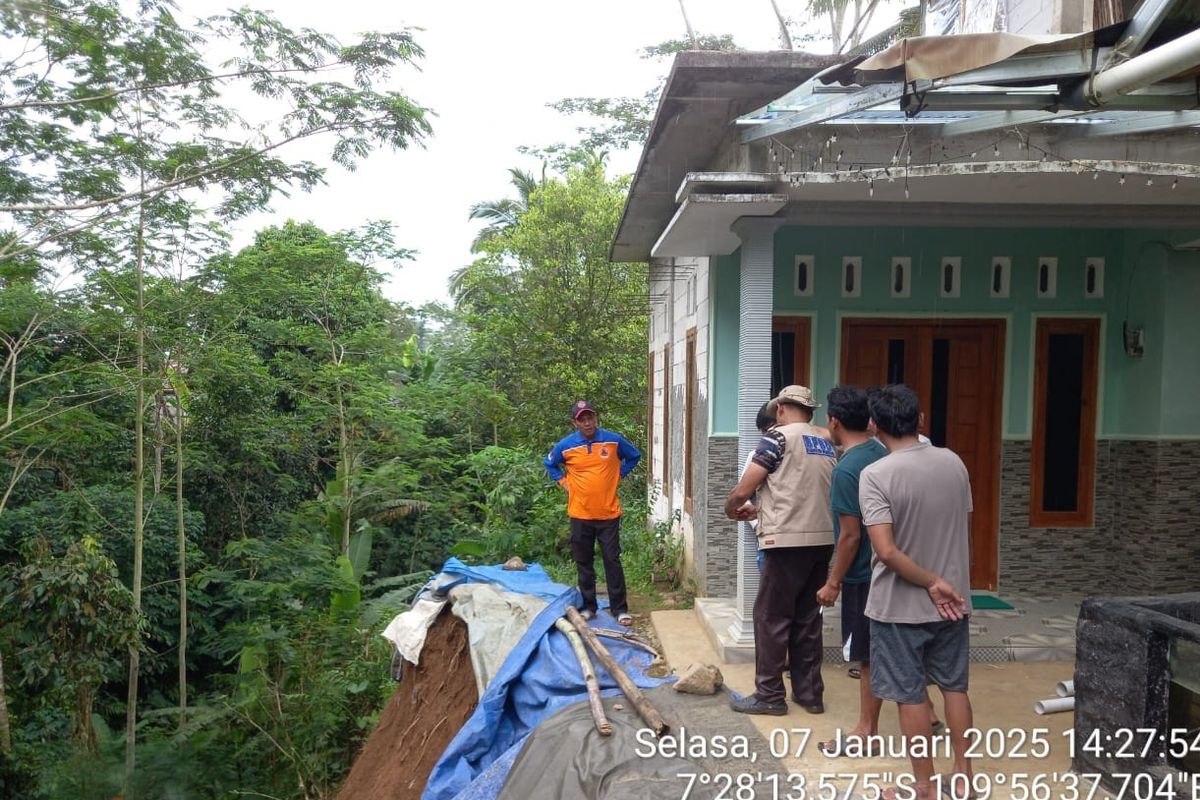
[617,612,633,626]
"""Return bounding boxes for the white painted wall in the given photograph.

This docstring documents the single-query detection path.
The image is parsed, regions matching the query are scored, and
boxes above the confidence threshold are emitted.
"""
[647,255,711,576]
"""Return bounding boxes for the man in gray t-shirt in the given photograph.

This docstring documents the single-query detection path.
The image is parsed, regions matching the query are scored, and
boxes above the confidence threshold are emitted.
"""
[858,384,975,800]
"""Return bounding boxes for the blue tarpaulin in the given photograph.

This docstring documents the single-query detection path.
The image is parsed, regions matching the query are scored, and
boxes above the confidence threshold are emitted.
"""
[421,561,671,800]
[438,557,572,601]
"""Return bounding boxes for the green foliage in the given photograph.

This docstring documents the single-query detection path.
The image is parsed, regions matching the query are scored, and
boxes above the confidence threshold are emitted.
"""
[454,161,648,447]
[0,536,140,750]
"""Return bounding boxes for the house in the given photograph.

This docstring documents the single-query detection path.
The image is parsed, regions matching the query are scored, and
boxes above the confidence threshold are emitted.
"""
[612,2,1200,654]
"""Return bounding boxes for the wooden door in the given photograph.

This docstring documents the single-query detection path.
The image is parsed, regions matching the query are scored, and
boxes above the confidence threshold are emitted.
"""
[771,316,812,395]
[840,318,1005,590]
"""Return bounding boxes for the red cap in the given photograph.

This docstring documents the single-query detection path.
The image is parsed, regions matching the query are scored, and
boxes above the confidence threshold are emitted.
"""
[571,400,596,419]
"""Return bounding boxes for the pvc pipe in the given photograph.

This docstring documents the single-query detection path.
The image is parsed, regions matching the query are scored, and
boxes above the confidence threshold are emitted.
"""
[1087,28,1200,105]
[1056,680,1075,698]
[1035,696,1075,715]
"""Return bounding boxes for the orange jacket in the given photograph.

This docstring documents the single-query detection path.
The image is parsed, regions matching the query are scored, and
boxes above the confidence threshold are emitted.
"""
[544,428,640,520]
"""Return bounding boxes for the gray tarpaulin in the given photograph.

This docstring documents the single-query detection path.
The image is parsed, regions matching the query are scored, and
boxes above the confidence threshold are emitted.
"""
[448,583,547,696]
[496,699,719,800]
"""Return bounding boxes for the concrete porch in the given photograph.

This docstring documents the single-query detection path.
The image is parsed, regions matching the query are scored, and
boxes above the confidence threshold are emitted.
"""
[696,592,1083,664]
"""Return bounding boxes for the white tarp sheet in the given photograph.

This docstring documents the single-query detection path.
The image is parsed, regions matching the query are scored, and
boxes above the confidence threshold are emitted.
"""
[448,583,547,697]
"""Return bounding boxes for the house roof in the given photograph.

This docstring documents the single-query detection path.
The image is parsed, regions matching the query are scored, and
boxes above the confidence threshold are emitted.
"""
[609,50,836,264]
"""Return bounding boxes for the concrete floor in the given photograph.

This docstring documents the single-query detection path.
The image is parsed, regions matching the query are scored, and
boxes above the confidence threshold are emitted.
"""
[652,608,1081,799]
[696,593,1084,664]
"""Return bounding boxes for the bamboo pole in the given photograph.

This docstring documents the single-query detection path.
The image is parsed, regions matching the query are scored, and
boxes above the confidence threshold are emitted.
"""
[565,606,667,737]
[553,619,612,736]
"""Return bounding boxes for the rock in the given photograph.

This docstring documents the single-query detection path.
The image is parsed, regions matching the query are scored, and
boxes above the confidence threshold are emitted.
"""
[673,663,723,695]
[613,703,625,711]
[501,556,527,571]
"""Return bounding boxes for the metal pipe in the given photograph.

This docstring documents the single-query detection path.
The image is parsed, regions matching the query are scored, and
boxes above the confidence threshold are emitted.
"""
[1084,28,1200,107]
[1034,696,1075,715]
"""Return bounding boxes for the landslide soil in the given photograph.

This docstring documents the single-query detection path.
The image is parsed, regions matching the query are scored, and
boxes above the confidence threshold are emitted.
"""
[337,612,477,800]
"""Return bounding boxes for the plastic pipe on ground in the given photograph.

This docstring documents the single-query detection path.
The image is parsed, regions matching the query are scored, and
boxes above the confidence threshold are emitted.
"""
[1034,696,1075,715]
[1056,680,1074,698]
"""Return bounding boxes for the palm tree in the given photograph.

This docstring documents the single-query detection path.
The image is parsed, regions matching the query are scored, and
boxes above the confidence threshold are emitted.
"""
[467,167,541,253]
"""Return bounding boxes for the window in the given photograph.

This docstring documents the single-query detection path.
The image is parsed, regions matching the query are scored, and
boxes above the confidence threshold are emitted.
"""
[990,257,1011,298]
[1084,258,1104,299]
[1030,318,1100,527]
[684,329,697,514]
[1037,257,1058,298]
[841,257,862,298]
[662,342,671,500]
[647,350,655,485]
[940,257,961,298]
[794,254,814,297]
[891,257,911,298]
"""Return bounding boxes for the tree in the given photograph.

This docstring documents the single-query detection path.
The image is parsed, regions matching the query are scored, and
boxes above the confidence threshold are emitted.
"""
[466,167,542,254]
[0,1,432,781]
[455,159,648,447]
[0,536,140,752]
[200,221,420,560]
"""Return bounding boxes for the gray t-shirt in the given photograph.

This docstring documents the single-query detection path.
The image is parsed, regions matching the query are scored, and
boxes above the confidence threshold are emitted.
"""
[859,442,973,624]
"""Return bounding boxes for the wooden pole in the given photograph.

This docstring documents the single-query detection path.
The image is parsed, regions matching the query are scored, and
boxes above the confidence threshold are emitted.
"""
[565,606,668,737]
[553,619,612,736]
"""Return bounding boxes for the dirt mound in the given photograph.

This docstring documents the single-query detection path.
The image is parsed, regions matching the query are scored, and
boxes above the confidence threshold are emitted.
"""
[338,612,478,800]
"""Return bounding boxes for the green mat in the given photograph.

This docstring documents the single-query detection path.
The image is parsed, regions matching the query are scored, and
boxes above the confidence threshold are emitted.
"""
[971,593,1014,610]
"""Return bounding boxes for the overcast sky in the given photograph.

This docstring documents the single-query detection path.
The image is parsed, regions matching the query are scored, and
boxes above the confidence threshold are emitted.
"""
[187,1,892,308]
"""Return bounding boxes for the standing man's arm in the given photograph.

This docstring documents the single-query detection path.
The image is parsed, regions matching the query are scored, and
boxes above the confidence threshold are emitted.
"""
[544,441,568,488]
[859,472,966,620]
[724,462,767,519]
[863,522,964,620]
[817,513,861,606]
[616,433,641,478]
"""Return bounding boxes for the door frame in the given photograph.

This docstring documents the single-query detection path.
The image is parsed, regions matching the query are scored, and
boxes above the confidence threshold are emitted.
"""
[838,315,1007,591]
[771,314,814,388]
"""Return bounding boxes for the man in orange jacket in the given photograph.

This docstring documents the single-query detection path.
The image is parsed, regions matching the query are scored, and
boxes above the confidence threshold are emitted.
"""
[544,400,641,626]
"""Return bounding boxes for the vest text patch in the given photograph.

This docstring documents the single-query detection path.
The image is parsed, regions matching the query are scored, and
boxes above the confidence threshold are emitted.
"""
[803,434,836,458]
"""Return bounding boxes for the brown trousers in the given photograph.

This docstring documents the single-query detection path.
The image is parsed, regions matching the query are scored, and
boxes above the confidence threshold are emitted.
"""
[753,545,833,705]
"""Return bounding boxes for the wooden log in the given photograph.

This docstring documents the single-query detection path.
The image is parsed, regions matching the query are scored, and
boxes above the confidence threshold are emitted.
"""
[565,605,668,737]
[553,618,612,736]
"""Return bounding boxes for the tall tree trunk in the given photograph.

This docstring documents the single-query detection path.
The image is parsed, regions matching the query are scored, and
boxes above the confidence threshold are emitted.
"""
[0,649,12,755]
[769,0,794,50]
[125,104,147,786]
[175,404,187,729]
[676,0,699,49]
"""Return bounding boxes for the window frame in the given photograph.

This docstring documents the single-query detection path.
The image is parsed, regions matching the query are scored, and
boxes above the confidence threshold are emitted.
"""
[684,328,697,515]
[1029,317,1100,528]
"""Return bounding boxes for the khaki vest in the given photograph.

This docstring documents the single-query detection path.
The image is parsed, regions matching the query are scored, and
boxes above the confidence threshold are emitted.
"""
[757,422,836,549]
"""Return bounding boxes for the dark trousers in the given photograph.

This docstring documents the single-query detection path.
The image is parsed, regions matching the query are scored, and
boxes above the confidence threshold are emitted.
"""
[753,545,833,705]
[570,516,627,616]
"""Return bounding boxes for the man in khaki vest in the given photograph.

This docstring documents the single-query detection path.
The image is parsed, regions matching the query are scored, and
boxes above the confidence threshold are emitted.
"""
[724,385,836,715]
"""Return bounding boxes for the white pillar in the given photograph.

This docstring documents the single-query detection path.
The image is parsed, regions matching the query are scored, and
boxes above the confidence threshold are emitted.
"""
[727,217,780,645]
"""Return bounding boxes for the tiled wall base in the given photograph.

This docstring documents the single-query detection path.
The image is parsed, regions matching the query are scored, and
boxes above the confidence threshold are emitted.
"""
[999,440,1200,595]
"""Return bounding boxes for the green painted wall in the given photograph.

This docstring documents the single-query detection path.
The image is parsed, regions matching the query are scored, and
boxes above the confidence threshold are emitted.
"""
[707,226,1200,438]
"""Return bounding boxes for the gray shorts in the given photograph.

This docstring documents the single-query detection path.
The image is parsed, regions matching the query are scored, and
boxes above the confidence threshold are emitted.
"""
[869,618,969,704]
